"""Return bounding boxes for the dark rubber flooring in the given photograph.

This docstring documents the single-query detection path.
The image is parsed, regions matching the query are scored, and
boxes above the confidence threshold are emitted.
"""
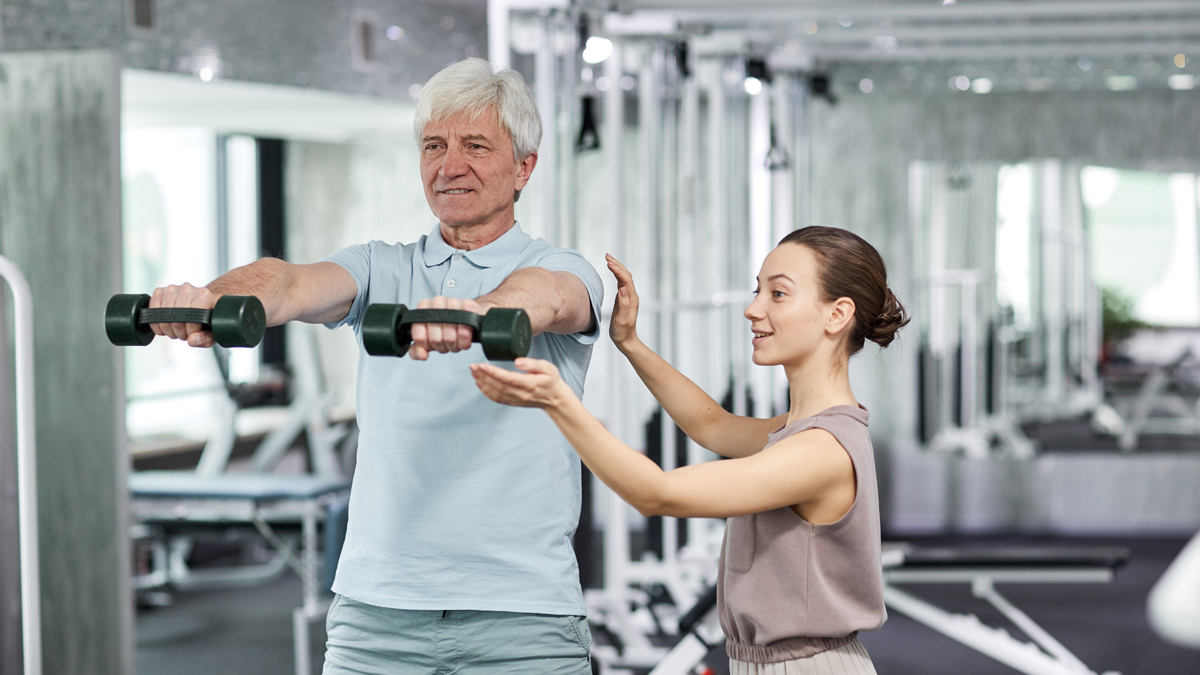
[136,536,1200,675]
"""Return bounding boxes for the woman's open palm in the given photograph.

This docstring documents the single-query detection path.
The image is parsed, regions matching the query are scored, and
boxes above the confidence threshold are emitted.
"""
[606,254,641,348]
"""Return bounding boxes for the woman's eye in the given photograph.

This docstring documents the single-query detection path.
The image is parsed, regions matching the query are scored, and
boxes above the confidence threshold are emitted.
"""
[773,290,785,298]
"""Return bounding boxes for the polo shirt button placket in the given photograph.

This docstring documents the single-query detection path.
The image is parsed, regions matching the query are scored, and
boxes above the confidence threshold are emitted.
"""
[446,252,464,291]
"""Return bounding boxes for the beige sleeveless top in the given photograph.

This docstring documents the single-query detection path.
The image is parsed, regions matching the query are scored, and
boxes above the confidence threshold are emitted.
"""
[717,404,886,663]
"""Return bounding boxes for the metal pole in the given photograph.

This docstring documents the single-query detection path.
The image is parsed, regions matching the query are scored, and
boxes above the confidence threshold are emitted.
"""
[536,10,559,246]
[603,34,628,599]
[557,10,579,252]
[0,254,41,675]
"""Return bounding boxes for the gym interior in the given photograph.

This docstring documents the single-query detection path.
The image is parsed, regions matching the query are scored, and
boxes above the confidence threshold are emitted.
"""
[2,0,1200,673]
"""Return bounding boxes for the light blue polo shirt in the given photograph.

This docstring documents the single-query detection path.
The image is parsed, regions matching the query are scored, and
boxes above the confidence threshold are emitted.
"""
[321,223,603,615]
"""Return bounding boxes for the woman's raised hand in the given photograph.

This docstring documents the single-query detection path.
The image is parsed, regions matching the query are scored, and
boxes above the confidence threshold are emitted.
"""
[605,254,641,350]
[470,358,572,410]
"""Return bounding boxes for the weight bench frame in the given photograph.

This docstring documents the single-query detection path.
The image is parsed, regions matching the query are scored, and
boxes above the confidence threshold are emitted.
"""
[131,472,350,675]
[882,544,1128,675]
[635,544,1128,675]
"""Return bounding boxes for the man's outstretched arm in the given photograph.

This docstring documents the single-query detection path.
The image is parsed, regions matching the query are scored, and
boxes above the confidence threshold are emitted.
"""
[408,267,595,360]
[151,259,357,347]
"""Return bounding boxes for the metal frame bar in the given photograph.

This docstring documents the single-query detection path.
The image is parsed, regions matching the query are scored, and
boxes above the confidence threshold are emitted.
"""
[0,254,41,675]
[883,581,1113,675]
[781,20,1200,44]
[605,1,1200,24]
[133,490,342,675]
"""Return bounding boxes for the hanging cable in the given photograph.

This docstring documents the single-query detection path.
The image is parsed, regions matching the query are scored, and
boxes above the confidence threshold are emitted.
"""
[765,123,791,171]
[576,94,600,152]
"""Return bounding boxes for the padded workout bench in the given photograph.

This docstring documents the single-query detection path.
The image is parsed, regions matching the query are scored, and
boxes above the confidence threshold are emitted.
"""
[882,543,1130,675]
[130,471,350,675]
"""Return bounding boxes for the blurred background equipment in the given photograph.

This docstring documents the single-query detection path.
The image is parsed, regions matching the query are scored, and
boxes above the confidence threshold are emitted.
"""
[4,0,1200,673]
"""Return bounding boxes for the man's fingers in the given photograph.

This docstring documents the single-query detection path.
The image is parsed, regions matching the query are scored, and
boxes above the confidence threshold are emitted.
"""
[188,332,215,348]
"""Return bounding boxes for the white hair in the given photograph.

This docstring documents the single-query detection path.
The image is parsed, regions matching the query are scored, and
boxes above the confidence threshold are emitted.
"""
[413,58,542,161]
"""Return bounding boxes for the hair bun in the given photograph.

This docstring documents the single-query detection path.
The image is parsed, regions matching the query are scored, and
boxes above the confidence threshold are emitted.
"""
[867,289,910,348]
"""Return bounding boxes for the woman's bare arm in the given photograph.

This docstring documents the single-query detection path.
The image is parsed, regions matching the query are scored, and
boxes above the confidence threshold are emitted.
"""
[471,358,852,519]
[607,255,785,457]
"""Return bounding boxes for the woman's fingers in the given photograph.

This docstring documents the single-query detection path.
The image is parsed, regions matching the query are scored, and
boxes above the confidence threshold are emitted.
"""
[606,254,640,307]
[470,359,561,408]
[471,363,531,406]
[513,357,558,377]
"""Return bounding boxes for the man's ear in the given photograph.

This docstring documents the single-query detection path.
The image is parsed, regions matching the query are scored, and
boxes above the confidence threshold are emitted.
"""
[826,297,856,337]
[515,151,538,190]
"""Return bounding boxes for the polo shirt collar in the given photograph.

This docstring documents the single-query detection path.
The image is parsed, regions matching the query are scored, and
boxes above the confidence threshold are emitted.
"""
[422,222,531,268]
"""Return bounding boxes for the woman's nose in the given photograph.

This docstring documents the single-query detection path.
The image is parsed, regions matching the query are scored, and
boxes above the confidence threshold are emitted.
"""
[744,297,764,321]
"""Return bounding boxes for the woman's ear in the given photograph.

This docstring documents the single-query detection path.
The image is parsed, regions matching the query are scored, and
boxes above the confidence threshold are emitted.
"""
[826,297,856,337]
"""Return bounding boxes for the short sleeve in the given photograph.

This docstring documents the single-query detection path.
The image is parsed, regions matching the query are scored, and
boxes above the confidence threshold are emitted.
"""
[533,249,604,344]
[320,243,372,331]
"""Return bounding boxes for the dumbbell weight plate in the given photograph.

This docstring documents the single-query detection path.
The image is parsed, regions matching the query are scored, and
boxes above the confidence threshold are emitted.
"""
[105,293,266,348]
[362,304,408,356]
[479,308,531,361]
[105,294,154,346]
[209,295,267,348]
[361,304,530,360]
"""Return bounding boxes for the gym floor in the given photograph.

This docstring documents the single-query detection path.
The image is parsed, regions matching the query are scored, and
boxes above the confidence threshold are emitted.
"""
[135,536,1200,675]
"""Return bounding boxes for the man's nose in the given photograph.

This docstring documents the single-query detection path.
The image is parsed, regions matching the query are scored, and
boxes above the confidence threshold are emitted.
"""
[440,145,469,177]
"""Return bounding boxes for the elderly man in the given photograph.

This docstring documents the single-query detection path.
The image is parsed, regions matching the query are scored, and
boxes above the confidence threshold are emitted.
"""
[150,58,602,674]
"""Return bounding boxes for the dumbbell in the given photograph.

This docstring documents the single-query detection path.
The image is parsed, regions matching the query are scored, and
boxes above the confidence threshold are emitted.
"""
[361,304,531,361]
[105,294,267,348]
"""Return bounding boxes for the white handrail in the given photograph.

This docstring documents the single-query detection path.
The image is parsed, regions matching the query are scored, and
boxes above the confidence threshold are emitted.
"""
[0,254,41,675]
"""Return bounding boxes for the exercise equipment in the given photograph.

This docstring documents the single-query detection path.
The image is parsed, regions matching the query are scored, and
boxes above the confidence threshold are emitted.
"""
[130,472,350,675]
[882,542,1128,675]
[361,304,531,361]
[640,543,1130,675]
[1093,346,1200,452]
[105,293,267,348]
[0,255,42,675]
[194,324,355,479]
[129,322,355,675]
[1148,529,1200,649]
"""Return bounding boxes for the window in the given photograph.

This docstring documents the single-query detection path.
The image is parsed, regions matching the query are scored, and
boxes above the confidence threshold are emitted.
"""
[1083,166,1200,327]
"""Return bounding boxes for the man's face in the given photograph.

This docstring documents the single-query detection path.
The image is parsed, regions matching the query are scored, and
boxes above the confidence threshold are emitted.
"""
[419,110,537,232]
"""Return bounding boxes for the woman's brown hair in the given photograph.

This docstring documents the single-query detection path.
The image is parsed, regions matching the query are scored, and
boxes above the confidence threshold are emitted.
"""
[778,226,910,355]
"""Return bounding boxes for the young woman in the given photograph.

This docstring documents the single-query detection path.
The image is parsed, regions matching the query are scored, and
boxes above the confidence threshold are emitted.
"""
[471,226,909,674]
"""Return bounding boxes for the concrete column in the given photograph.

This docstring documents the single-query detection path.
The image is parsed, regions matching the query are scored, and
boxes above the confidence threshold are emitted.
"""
[0,50,132,675]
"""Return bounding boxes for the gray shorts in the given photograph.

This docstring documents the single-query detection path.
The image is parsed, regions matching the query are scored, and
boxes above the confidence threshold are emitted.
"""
[322,594,592,675]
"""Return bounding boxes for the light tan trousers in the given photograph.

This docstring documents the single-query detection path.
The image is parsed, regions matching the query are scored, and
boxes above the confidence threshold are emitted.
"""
[728,636,877,675]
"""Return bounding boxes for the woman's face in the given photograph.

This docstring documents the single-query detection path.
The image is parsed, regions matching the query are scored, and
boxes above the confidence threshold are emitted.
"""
[744,243,838,367]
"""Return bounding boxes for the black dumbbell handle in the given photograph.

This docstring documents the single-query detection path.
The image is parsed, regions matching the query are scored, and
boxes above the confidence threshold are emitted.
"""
[398,309,483,334]
[138,307,214,326]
